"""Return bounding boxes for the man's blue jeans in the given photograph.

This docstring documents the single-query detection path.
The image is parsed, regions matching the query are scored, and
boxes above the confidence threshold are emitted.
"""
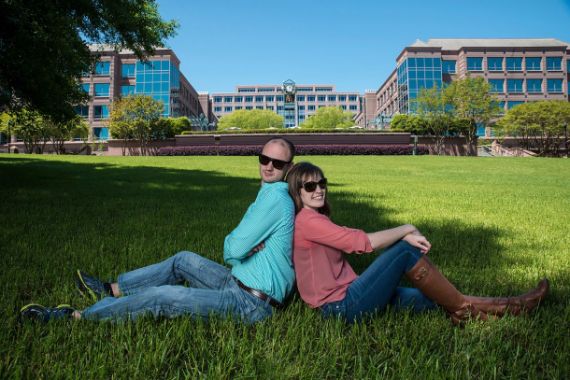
[81,251,273,323]
[320,240,437,322]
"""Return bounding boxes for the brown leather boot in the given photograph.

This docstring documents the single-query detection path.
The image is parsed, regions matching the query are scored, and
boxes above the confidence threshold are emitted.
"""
[464,278,549,317]
[406,256,488,325]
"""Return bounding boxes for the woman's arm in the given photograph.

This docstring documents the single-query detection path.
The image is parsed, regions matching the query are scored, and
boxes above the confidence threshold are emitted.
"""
[366,224,431,254]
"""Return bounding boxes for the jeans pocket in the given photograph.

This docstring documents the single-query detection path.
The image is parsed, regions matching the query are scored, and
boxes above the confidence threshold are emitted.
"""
[321,300,346,319]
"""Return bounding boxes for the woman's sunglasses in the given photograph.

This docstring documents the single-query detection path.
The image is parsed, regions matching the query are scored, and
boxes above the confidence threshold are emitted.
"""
[258,154,290,170]
[302,178,327,192]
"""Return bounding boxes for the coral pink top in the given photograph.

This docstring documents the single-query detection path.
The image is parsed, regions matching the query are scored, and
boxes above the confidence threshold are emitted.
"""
[293,208,373,308]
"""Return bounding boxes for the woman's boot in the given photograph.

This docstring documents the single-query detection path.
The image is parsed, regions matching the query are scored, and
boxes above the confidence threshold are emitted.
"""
[406,256,488,325]
[463,279,549,317]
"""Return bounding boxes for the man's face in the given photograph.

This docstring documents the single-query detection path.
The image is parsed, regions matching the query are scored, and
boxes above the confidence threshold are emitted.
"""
[259,141,291,183]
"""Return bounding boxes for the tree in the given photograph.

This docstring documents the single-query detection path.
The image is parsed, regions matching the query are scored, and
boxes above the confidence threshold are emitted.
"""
[445,77,500,152]
[218,110,284,130]
[45,116,89,154]
[169,116,192,135]
[109,95,164,155]
[416,86,451,155]
[495,101,570,156]
[0,109,50,153]
[389,114,427,135]
[0,0,177,122]
[300,107,354,129]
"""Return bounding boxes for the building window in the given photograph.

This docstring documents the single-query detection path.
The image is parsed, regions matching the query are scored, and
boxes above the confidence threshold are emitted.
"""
[214,106,222,112]
[237,88,255,93]
[487,57,503,71]
[224,106,233,112]
[266,106,274,111]
[256,106,263,109]
[93,127,109,140]
[298,105,305,110]
[338,95,346,101]
[214,96,222,103]
[297,95,305,101]
[121,85,135,96]
[94,62,110,75]
[349,95,358,101]
[349,105,357,111]
[235,106,242,110]
[81,83,90,94]
[266,96,274,102]
[258,87,274,92]
[244,96,252,102]
[234,96,243,102]
[507,101,524,110]
[307,96,315,102]
[308,105,315,111]
[526,57,542,71]
[507,79,523,93]
[245,106,252,110]
[255,96,263,102]
[315,87,333,92]
[546,57,562,71]
[121,64,135,78]
[527,79,542,93]
[328,95,337,101]
[467,57,483,71]
[567,60,570,73]
[489,79,504,93]
[93,105,109,119]
[74,105,89,118]
[506,57,522,71]
[442,60,456,74]
[277,105,283,111]
[317,96,326,102]
[547,79,563,93]
[224,96,233,103]
[276,95,284,102]
[94,83,110,97]
[341,105,347,110]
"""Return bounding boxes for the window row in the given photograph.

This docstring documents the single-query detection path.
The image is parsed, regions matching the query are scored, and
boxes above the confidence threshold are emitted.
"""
[213,95,358,103]
[488,78,564,93]
[214,104,358,113]
[467,57,563,72]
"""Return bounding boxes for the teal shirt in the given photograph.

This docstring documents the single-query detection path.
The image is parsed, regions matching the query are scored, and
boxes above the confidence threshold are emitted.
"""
[223,181,295,303]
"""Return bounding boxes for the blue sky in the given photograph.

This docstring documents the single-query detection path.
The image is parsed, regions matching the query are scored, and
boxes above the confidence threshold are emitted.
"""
[156,0,570,93]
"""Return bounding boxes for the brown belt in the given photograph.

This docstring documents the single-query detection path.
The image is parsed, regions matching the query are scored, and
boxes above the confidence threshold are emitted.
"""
[233,277,283,309]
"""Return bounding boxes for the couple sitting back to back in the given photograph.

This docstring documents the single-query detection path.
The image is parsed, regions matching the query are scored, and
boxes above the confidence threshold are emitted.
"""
[21,137,548,325]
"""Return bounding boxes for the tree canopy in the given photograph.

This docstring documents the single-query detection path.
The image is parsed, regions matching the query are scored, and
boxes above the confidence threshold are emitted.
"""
[494,100,570,156]
[300,107,354,129]
[0,0,178,122]
[218,110,284,130]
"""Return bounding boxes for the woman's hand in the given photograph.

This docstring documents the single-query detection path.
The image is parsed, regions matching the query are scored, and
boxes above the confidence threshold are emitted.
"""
[403,233,431,255]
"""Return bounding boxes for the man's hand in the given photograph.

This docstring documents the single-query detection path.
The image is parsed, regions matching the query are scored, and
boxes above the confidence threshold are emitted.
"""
[403,233,431,255]
[246,242,265,257]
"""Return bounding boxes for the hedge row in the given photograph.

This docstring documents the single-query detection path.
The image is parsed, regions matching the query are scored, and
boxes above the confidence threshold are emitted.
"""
[157,145,428,156]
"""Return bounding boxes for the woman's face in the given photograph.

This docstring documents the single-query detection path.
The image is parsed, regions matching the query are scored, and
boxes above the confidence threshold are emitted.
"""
[300,174,327,211]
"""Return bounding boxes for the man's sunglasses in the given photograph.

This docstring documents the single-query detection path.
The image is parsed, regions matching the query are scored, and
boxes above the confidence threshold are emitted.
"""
[258,154,291,170]
[302,178,327,192]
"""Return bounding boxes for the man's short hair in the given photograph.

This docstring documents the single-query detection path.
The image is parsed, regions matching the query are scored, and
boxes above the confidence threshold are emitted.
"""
[264,137,296,162]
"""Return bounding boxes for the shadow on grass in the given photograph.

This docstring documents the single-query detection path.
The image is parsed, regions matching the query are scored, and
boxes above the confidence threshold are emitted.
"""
[0,155,546,309]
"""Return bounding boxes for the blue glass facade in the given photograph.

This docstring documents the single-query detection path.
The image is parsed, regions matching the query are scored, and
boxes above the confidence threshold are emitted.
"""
[397,57,443,113]
[546,57,562,71]
[94,83,110,97]
[95,62,110,75]
[487,57,503,71]
[134,60,180,116]
[506,58,522,71]
[547,79,563,92]
[442,60,456,74]
[467,57,483,71]
[489,79,504,93]
[527,79,542,93]
[526,57,542,71]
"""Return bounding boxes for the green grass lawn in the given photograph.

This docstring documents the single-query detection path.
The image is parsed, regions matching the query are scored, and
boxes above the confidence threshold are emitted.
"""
[1,154,569,379]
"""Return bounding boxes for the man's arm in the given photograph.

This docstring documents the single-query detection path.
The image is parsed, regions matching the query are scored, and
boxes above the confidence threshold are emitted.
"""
[223,189,284,266]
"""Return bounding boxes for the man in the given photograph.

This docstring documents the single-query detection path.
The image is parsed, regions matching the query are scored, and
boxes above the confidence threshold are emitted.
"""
[21,137,296,323]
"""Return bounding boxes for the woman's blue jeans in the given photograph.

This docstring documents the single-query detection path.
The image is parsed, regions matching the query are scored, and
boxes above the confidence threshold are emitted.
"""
[320,240,437,322]
[81,251,273,323]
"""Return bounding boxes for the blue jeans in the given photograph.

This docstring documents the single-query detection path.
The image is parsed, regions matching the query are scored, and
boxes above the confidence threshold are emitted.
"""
[320,240,437,322]
[81,251,273,323]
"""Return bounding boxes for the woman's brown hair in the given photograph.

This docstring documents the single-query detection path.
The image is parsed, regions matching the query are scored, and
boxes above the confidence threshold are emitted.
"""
[286,162,331,216]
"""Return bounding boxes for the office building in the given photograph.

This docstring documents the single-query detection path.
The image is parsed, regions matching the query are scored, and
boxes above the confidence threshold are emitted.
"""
[79,45,214,140]
[211,84,362,128]
[369,39,570,132]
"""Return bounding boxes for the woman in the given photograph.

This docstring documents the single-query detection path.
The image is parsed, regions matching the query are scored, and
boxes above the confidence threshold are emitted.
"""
[286,162,549,324]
